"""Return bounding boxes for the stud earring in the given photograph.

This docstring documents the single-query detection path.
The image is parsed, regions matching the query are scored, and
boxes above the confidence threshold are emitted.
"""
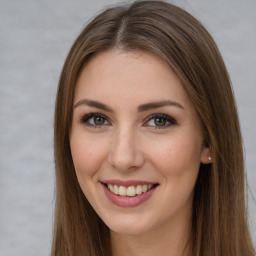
[208,156,212,161]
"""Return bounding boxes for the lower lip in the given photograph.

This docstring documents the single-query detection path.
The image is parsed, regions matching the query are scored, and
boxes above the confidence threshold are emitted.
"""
[102,184,157,207]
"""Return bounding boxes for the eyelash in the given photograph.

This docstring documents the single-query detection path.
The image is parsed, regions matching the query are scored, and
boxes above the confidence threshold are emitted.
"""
[80,113,177,129]
[143,113,177,129]
[81,113,109,128]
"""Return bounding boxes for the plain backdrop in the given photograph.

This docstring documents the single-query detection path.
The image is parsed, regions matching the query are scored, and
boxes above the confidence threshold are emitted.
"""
[0,0,255,255]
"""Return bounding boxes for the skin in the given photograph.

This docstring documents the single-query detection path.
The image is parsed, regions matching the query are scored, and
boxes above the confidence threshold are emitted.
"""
[70,49,211,256]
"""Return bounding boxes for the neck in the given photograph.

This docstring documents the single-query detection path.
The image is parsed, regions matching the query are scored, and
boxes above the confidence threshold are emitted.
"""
[110,213,192,256]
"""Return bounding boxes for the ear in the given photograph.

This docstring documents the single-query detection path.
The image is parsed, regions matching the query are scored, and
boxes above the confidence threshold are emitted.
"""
[200,146,212,164]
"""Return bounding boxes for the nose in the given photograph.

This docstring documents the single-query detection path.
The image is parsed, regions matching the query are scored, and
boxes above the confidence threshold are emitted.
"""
[108,127,145,171]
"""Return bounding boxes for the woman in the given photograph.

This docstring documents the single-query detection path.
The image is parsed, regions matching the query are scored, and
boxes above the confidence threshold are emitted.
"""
[51,1,255,255]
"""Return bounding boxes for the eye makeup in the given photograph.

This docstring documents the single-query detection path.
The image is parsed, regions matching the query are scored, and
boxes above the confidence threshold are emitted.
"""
[80,113,110,128]
[143,113,177,129]
[80,112,177,130]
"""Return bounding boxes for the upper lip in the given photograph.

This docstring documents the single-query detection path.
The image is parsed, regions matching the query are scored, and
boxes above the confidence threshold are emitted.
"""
[101,179,158,187]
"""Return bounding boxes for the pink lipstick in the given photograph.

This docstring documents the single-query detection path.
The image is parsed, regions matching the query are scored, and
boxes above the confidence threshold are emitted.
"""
[101,180,158,207]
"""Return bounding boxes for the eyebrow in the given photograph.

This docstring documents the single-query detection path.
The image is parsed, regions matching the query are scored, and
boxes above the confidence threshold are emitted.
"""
[138,100,184,112]
[74,99,114,112]
[73,99,184,112]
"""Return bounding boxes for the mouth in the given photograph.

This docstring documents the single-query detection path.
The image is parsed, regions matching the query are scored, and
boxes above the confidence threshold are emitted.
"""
[102,182,159,197]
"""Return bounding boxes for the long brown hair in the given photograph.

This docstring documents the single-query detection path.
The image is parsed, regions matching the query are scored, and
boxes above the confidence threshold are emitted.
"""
[51,1,255,255]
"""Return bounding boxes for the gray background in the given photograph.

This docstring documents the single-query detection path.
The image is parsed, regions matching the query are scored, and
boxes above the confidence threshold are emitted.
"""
[0,0,255,255]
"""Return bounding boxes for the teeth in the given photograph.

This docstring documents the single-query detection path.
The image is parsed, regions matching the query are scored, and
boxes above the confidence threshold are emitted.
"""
[136,185,143,195]
[127,186,136,197]
[142,185,148,193]
[107,184,155,197]
[148,184,153,190]
[108,184,114,192]
[119,186,127,196]
[113,185,119,194]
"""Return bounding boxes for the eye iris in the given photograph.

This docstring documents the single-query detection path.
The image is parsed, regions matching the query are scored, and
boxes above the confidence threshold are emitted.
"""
[94,116,105,125]
[155,117,166,126]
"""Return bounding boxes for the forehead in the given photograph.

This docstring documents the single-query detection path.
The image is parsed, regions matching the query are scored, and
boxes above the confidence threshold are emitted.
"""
[74,49,195,112]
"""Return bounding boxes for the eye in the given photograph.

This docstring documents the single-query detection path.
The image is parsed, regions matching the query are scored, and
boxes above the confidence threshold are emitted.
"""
[81,113,110,127]
[143,114,177,129]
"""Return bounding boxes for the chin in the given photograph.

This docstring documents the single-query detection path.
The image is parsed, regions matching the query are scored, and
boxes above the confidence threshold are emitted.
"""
[105,216,154,236]
[110,225,149,236]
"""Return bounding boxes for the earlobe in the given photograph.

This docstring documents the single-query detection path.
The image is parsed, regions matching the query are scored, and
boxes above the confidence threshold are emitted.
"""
[200,147,212,164]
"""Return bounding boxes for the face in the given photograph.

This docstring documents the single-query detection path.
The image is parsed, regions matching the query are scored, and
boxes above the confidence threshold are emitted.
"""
[70,50,210,236]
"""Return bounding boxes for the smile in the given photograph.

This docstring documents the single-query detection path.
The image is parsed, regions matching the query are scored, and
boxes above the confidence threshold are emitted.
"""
[106,184,155,197]
[101,181,159,207]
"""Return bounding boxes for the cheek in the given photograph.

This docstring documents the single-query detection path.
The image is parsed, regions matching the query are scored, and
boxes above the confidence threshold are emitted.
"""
[147,134,202,177]
[70,135,107,178]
